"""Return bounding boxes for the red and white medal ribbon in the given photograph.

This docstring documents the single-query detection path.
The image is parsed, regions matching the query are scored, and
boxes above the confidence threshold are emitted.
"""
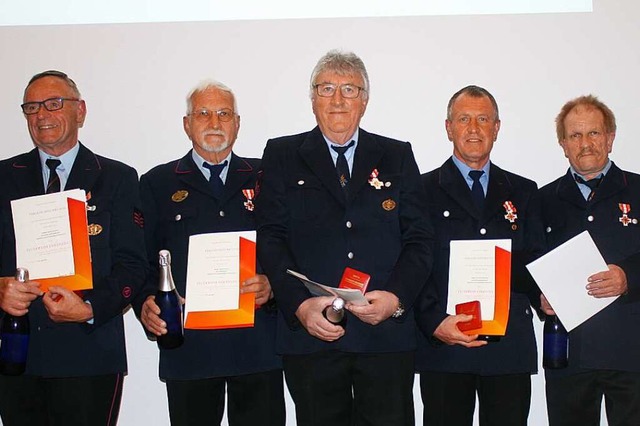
[618,203,635,226]
[243,189,255,211]
[503,201,518,223]
[368,168,388,189]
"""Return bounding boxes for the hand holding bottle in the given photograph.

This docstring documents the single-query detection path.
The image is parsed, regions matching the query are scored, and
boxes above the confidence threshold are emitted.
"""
[154,250,184,349]
[0,273,42,316]
[0,268,33,375]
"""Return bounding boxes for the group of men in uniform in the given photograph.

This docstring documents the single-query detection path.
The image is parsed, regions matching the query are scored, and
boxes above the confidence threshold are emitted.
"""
[0,50,637,426]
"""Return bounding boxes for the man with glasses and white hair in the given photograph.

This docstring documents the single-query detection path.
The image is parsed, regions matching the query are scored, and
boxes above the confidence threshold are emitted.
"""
[134,79,285,426]
[256,49,433,426]
[0,70,147,425]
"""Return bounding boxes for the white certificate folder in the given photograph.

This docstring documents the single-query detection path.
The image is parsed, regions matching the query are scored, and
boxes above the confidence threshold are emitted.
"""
[526,230,614,332]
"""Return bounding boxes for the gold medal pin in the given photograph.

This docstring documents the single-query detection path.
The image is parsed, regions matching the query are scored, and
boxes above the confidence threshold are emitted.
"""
[171,190,189,202]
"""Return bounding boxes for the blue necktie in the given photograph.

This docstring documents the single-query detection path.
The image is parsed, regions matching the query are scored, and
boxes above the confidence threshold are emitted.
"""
[469,170,485,210]
[45,158,62,193]
[203,161,227,199]
[574,174,602,201]
[331,140,355,189]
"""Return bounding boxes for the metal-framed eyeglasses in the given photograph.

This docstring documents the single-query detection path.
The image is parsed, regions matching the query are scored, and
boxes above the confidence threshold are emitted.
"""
[21,97,80,115]
[314,83,366,99]
[188,108,236,122]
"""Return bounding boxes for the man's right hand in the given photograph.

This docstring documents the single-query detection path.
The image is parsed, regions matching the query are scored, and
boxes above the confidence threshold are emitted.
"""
[433,314,488,348]
[141,295,167,336]
[295,296,345,342]
[0,277,42,316]
[540,294,555,315]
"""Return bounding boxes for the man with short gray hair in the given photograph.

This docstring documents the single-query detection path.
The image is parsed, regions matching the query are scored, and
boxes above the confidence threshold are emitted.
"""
[0,70,147,426]
[256,49,433,426]
[134,79,285,426]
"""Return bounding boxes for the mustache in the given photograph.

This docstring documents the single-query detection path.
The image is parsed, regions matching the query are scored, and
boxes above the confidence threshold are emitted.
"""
[202,130,225,137]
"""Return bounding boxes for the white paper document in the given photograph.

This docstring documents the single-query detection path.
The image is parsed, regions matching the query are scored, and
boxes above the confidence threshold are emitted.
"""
[526,230,614,332]
[185,231,255,314]
[286,269,369,305]
[11,189,86,280]
[446,239,512,319]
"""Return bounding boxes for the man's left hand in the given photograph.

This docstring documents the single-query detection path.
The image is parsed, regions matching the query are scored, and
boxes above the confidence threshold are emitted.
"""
[586,264,627,298]
[347,290,399,325]
[42,286,94,323]
[241,274,273,306]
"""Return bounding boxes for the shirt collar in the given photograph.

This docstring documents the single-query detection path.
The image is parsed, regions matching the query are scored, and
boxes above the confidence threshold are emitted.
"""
[451,155,491,188]
[570,159,612,182]
[192,149,232,183]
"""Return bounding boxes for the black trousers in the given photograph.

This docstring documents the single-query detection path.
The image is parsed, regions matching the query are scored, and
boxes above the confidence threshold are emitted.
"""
[546,370,640,426]
[0,373,123,426]
[166,369,285,426]
[283,350,415,426]
[420,371,531,426]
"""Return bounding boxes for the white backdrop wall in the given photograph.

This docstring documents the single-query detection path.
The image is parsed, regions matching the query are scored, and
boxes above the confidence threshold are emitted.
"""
[0,1,637,424]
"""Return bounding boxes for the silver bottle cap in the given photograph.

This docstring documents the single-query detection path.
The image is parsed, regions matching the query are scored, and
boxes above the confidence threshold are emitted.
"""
[15,267,29,283]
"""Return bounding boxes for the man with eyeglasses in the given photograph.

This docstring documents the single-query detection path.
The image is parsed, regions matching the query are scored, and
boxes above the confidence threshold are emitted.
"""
[0,70,146,425]
[256,49,433,426]
[132,80,285,426]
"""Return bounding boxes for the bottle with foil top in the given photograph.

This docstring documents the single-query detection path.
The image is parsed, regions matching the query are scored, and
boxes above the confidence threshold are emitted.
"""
[543,314,568,369]
[0,268,31,375]
[323,297,347,328]
[156,250,184,349]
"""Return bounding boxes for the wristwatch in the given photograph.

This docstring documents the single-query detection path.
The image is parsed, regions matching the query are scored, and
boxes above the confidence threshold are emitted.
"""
[391,301,405,318]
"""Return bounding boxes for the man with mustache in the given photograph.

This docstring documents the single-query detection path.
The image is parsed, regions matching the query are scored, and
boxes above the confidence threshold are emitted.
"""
[539,95,640,426]
[415,85,545,426]
[0,70,147,425]
[133,80,285,426]
[256,50,433,426]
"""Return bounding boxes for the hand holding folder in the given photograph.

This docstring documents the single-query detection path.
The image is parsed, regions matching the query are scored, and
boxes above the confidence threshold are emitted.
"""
[11,189,93,292]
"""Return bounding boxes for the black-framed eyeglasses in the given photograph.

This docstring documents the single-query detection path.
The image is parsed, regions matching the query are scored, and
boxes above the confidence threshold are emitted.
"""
[188,108,236,122]
[21,97,80,115]
[314,83,366,99]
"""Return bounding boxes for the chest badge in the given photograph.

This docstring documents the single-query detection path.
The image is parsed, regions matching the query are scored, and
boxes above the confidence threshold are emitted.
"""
[368,169,388,190]
[503,201,518,223]
[382,198,396,211]
[171,190,189,203]
[618,203,637,226]
[88,223,103,236]
[242,189,255,212]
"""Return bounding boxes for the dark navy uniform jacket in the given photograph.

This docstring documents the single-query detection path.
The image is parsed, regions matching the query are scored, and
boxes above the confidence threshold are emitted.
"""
[0,143,147,377]
[133,151,280,380]
[255,127,433,355]
[416,158,545,375]
[540,163,640,378]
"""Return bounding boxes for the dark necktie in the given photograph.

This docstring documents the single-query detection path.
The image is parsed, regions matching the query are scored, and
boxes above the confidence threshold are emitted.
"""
[331,140,355,189]
[203,161,227,199]
[574,174,602,201]
[469,170,485,210]
[45,159,62,193]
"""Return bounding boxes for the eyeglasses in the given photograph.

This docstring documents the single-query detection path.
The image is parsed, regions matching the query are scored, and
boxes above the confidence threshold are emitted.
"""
[21,97,80,115]
[188,108,236,122]
[314,83,366,99]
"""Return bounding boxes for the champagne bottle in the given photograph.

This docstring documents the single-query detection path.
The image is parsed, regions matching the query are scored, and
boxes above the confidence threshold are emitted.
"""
[156,250,184,349]
[323,297,347,328]
[543,314,568,369]
[0,268,31,375]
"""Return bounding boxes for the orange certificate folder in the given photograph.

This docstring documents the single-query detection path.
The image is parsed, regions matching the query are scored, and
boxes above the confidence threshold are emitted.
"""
[185,236,256,330]
[460,246,511,337]
[20,196,93,293]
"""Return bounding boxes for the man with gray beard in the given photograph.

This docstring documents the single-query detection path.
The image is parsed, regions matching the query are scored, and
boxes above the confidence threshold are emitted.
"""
[133,80,285,426]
